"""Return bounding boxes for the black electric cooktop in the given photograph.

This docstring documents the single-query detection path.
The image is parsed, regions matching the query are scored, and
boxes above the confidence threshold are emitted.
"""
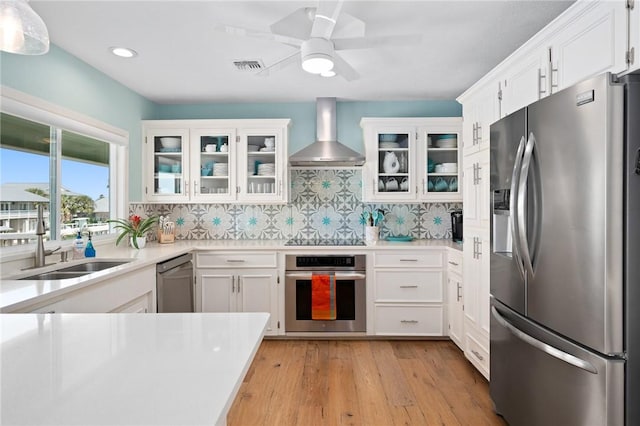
[284,238,366,246]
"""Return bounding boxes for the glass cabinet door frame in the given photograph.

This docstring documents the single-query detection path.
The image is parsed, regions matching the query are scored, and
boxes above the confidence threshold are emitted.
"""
[417,122,463,202]
[364,124,418,202]
[189,128,237,202]
[144,128,191,202]
[237,126,287,203]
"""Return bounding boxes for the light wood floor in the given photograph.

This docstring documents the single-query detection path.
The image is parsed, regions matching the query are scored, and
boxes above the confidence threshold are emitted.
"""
[228,340,507,426]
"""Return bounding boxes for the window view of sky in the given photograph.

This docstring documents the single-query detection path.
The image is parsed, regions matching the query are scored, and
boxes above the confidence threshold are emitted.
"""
[0,149,109,200]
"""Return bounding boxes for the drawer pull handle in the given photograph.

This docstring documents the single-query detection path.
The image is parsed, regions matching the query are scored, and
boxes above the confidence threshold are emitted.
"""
[399,259,418,262]
[471,350,484,361]
[399,285,418,288]
[226,259,245,263]
[400,320,419,324]
[448,261,459,266]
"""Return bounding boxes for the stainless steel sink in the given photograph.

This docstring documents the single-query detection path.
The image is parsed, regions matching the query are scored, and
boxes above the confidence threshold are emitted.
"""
[57,260,132,273]
[18,259,133,280]
[21,271,92,280]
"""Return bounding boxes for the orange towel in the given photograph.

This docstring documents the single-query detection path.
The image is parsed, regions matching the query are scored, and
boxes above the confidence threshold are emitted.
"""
[311,274,336,320]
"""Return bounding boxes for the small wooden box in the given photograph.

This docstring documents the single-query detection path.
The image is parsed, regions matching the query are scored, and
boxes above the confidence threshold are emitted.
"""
[157,228,175,244]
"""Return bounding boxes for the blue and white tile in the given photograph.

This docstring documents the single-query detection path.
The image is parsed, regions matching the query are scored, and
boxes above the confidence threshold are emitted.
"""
[200,204,236,239]
[165,204,199,240]
[309,205,343,239]
[381,204,419,238]
[236,205,270,239]
[420,203,452,239]
[309,169,340,202]
[274,205,305,239]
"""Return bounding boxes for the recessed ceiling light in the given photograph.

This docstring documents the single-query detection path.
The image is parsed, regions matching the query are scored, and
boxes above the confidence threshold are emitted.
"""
[321,70,336,78]
[109,47,137,58]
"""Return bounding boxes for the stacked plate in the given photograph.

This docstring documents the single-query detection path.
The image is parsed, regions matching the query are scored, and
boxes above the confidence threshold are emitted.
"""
[213,163,228,176]
[434,162,458,173]
[257,163,275,176]
[379,141,400,149]
[435,135,457,148]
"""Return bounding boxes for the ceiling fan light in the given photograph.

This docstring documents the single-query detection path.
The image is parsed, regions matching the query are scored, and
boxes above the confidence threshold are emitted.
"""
[302,54,333,74]
[320,70,336,78]
[0,0,49,55]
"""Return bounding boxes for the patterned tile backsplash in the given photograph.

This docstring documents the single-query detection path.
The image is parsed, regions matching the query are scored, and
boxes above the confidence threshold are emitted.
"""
[130,169,462,241]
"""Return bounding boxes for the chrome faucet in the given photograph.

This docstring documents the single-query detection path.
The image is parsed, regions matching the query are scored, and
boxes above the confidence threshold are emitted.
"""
[34,204,60,268]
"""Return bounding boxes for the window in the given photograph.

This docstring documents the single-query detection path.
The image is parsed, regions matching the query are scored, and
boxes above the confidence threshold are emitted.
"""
[0,88,128,247]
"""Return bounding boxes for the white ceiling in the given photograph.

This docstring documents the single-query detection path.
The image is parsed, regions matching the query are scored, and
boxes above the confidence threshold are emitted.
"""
[30,1,574,104]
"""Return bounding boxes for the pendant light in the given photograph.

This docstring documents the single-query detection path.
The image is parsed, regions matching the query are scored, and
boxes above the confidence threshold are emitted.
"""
[0,0,49,55]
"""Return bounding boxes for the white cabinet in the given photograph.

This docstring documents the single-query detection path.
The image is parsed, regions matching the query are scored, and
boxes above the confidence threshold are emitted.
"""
[630,0,640,73]
[371,250,445,336]
[463,228,490,379]
[462,149,490,230]
[502,48,550,117]
[447,248,464,350]
[361,117,462,203]
[195,251,279,336]
[27,266,156,314]
[462,84,499,157]
[143,119,290,204]
[549,0,628,93]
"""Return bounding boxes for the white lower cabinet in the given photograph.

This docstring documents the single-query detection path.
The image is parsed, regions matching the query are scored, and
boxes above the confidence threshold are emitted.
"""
[195,251,279,336]
[372,250,445,336]
[28,266,156,314]
[447,248,464,350]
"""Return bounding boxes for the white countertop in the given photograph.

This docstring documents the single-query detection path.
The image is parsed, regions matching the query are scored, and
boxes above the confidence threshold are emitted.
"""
[0,239,462,312]
[0,312,269,425]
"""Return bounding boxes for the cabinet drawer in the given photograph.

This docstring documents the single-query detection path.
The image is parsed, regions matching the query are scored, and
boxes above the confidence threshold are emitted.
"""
[375,251,443,268]
[196,252,277,268]
[465,332,490,378]
[447,249,463,275]
[375,270,443,302]
[374,305,444,336]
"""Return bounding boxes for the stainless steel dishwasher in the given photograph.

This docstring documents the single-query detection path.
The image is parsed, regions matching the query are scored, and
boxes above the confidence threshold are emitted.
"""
[156,253,194,313]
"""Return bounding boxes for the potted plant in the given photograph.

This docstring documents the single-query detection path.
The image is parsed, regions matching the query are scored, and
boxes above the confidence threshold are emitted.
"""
[108,215,158,249]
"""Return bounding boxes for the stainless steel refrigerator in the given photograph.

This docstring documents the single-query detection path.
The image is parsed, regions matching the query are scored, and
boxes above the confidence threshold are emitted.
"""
[489,72,639,426]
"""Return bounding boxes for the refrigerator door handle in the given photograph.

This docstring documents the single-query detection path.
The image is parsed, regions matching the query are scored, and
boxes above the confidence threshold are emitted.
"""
[517,132,536,280]
[510,135,527,280]
[491,306,598,374]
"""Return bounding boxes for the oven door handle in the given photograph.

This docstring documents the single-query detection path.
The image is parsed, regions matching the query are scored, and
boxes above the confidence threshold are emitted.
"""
[285,272,367,280]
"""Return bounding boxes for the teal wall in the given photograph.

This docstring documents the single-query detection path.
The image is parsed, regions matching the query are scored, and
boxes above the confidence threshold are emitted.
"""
[157,100,462,155]
[1,45,461,202]
[1,45,156,200]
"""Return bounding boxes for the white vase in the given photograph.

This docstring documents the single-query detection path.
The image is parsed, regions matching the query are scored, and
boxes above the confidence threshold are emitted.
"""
[129,236,146,249]
[365,226,379,242]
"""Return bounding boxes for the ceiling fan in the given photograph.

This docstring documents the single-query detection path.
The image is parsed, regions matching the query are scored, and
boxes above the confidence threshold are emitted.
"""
[215,0,422,81]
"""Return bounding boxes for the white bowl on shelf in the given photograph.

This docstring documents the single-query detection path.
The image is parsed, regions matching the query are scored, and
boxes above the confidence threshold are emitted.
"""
[159,137,181,149]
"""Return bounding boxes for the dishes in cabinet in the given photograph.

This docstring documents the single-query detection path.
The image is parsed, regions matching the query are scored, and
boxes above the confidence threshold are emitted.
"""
[379,134,398,142]
[379,141,400,149]
[213,163,228,176]
[158,164,172,173]
[257,163,275,176]
[159,137,181,149]
[434,163,457,173]
[248,145,260,152]
[434,135,457,148]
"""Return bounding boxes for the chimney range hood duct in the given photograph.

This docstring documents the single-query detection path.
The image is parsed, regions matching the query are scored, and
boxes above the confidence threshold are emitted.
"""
[289,97,365,167]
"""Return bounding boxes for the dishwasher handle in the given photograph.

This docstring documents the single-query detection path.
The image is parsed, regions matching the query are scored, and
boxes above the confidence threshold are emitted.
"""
[156,253,193,273]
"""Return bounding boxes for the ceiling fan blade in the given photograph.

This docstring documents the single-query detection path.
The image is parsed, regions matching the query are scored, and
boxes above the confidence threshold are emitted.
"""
[332,53,359,81]
[270,7,314,40]
[334,34,423,50]
[256,51,300,77]
[310,0,344,39]
[213,24,303,48]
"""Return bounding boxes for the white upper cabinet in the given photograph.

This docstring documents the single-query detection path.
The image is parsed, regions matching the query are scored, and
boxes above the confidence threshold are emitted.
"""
[462,84,499,158]
[502,48,550,117]
[361,117,462,203]
[143,119,290,203]
[549,0,628,92]
[630,0,640,73]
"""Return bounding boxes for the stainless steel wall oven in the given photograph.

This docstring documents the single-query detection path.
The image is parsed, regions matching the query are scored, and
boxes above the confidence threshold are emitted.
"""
[285,254,366,332]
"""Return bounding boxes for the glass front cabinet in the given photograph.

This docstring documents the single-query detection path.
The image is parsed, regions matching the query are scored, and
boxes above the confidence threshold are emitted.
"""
[143,119,290,203]
[361,117,462,202]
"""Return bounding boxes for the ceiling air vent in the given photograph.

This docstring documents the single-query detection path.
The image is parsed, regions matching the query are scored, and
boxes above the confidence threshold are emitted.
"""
[233,60,264,71]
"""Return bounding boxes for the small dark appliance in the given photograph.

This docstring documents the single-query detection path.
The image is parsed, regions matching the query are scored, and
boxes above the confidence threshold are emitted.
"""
[451,210,463,242]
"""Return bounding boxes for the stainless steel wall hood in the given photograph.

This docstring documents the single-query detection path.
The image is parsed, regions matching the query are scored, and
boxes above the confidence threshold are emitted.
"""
[289,97,365,167]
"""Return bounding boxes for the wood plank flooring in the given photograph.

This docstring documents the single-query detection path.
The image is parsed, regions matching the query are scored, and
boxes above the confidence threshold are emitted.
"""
[228,340,507,426]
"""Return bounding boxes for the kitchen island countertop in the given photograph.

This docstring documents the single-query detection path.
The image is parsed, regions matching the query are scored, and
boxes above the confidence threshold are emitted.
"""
[0,312,269,425]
